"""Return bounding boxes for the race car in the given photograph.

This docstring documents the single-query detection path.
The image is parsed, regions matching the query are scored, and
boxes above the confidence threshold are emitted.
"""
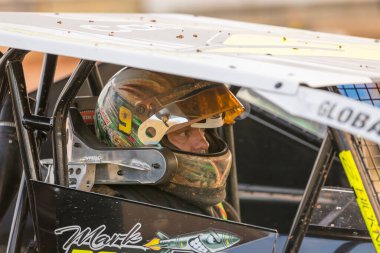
[0,12,379,253]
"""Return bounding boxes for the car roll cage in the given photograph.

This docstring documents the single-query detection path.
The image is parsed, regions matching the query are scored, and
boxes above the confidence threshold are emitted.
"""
[0,48,374,253]
[1,49,100,253]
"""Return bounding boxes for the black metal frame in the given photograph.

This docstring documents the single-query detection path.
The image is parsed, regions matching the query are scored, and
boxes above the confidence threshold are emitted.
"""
[5,49,41,252]
[0,51,8,110]
[224,124,241,217]
[283,131,336,253]
[87,64,104,96]
[6,174,28,253]
[51,60,95,186]
[1,49,95,252]
[7,53,58,253]
[0,48,375,253]
[34,54,57,146]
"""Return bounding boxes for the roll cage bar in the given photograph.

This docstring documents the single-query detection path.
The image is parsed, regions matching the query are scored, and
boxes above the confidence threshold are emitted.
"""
[0,48,372,253]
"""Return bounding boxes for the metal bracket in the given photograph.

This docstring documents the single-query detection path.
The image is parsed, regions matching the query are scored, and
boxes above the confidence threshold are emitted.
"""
[68,163,96,191]
[67,132,175,185]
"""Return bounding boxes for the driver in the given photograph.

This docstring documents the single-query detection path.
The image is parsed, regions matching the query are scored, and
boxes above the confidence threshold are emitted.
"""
[94,67,244,221]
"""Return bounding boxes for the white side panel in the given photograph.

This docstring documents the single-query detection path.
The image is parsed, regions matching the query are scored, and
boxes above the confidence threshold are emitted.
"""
[254,87,380,144]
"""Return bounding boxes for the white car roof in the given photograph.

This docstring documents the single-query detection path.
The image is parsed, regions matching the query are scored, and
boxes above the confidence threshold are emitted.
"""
[0,12,379,94]
[0,12,379,144]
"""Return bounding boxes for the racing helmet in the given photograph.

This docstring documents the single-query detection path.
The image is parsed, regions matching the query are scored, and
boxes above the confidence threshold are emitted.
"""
[95,67,244,206]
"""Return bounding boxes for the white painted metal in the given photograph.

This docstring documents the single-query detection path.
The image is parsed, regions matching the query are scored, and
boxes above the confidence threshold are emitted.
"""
[0,13,380,94]
[1,12,380,142]
[254,87,380,144]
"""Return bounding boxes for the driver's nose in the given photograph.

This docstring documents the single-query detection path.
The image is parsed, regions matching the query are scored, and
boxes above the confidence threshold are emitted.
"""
[189,128,209,154]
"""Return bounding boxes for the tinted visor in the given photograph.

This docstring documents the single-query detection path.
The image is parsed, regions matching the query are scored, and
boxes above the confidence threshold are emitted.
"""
[138,84,244,144]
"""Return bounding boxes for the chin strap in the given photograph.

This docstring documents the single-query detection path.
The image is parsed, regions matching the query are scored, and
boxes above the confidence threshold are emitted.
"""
[214,202,228,220]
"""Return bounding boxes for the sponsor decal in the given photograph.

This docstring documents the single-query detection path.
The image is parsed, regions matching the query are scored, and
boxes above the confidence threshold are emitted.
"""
[254,87,380,144]
[339,151,380,252]
[145,230,240,253]
[80,23,178,33]
[317,100,380,136]
[79,155,102,163]
[108,129,129,147]
[129,159,151,171]
[54,224,144,253]
[96,112,107,132]
[55,224,240,253]
[100,108,111,126]
[59,14,183,34]
[81,110,95,125]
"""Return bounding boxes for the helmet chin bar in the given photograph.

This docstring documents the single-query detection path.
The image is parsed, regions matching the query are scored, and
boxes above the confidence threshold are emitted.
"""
[41,109,177,191]
[138,114,188,145]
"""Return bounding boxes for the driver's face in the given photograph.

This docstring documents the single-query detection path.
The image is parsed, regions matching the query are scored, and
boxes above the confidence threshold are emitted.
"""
[167,126,209,154]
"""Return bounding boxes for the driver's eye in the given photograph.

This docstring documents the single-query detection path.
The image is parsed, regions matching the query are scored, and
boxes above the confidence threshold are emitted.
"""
[178,130,190,138]
[206,235,216,244]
